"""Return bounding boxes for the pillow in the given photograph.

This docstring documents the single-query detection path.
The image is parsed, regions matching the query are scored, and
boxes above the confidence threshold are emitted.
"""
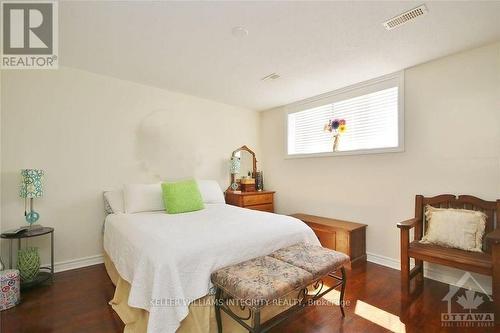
[162,179,204,214]
[123,183,164,213]
[197,180,225,204]
[420,205,486,252]
[104,190,124,214]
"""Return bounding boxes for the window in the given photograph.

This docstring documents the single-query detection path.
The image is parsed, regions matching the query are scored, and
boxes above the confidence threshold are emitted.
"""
[287,72,404,157]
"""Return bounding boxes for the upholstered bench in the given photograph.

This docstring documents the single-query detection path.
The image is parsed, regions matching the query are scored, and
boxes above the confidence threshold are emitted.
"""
[211,243,350,333]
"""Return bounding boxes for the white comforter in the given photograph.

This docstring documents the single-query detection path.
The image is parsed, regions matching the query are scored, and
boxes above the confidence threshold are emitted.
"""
[103,204,319,333]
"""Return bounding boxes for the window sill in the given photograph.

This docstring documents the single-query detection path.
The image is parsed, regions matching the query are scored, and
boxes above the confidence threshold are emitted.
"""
[285,146,404,159]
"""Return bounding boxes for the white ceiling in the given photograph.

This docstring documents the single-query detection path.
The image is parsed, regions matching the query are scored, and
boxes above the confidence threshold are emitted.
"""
[60,1,500,111]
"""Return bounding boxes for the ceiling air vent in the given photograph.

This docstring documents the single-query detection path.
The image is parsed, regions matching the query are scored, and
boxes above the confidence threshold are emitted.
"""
[261,73,280,81]
[383,4,428,30]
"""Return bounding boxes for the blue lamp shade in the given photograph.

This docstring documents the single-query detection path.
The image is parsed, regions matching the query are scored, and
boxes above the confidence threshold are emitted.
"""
[230,157,240,174]
[20,169,44,199]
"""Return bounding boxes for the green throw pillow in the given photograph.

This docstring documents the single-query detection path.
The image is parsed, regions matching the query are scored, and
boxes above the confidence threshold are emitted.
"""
[162,179,204,214]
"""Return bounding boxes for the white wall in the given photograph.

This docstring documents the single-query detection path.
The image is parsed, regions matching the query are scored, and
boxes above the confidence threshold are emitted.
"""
[1,41,498,292]
[260,42,500,291]
[1,67,259,269]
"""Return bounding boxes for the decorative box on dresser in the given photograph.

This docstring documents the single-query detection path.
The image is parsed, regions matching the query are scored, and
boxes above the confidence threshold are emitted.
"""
[225,191,275,213]
[291,213,367,263]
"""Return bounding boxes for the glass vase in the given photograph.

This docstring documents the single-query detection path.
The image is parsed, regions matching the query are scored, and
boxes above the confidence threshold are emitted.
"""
[332,134,340,151]
[17,247,40,282]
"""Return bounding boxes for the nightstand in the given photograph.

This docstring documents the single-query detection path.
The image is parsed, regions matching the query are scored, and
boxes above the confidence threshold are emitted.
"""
[1,226,54,289]
[225,191,275,213]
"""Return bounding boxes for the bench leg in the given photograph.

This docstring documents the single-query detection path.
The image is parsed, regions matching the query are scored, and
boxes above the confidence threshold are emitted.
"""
[400,229,410,295]
[414,259,424,291]
[214,288,223,333]
[252,309,261,333]
[339,266,347,317]
[492,243,500,325]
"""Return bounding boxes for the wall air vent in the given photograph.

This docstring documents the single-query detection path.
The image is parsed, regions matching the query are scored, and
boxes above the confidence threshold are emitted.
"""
[383,4,428,30]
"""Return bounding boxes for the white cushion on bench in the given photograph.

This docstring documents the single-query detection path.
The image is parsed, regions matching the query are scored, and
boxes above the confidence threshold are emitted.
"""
[420,205,486,252]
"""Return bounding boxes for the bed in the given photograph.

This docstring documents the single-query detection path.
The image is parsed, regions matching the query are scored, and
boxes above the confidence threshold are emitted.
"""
[103,201,319,333]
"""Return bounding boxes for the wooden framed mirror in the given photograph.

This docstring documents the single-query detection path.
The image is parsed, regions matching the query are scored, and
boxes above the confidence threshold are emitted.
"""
[229,145,257,191]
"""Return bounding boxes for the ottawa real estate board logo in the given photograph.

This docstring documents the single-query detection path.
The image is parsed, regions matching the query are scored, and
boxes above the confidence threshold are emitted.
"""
[441,272,494,328]
[1,0,58,69]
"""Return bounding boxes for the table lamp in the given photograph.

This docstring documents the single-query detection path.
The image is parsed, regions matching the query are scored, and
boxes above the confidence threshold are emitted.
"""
[229,156,240,191]
[20,169,44,226]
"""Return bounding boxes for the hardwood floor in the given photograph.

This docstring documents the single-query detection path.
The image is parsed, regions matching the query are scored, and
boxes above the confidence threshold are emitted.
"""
[1,265,123,333]
[1,262,496,333]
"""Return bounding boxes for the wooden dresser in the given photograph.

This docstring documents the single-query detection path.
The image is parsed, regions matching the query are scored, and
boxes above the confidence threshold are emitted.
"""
[225,191,275,213]
[291,213,367,263]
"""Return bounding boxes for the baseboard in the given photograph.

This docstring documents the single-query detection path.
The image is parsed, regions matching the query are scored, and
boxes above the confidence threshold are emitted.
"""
[366,251,492,295]
[366,252,400,270]
[423,265,492,295]
[55,252,398,275]
[52,254,104,273]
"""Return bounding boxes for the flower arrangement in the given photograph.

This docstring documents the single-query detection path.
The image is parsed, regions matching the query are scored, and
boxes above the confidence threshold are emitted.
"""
[324,118,347,151]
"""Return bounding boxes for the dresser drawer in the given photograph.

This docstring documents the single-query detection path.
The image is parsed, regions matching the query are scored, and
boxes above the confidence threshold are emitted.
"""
[242,193,273,206]
[312,228,336,250]
[246,203,274,213]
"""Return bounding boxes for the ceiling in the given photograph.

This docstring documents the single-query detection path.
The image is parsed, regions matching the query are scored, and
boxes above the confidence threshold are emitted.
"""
[60,1,500,111]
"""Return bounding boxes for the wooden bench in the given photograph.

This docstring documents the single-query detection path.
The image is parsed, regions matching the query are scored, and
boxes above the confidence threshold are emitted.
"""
[397,195,500,319]
[211,243,350,333]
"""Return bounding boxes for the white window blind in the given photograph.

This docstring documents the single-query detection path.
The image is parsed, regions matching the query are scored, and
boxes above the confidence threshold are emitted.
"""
[287,75,402,156]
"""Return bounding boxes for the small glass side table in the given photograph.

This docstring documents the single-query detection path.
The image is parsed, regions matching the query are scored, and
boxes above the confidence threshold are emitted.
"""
[1,226,54,289]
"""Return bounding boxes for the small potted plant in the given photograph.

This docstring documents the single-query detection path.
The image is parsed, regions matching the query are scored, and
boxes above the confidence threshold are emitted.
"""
[324,118,347,151]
